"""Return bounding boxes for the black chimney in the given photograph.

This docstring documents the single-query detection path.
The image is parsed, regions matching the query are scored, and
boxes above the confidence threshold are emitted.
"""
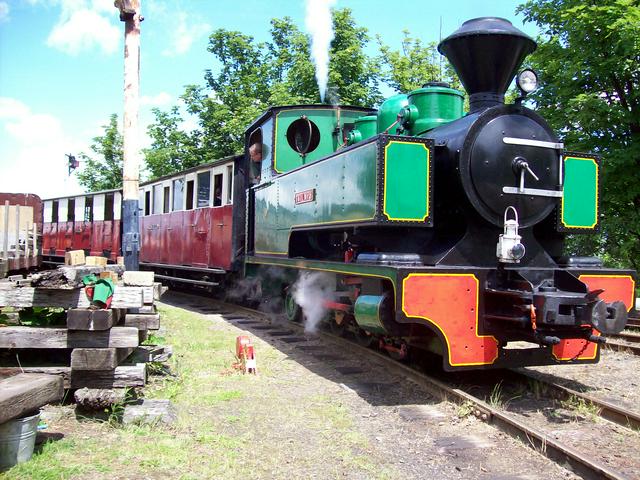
[438,17,536,112]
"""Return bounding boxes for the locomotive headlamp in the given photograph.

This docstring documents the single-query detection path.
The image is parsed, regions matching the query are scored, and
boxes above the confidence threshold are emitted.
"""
[497,206,526,263]
[516,69,538,95]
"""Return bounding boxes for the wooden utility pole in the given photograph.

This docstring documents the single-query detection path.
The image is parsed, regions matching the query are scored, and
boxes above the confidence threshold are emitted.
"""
[115,0,141,271]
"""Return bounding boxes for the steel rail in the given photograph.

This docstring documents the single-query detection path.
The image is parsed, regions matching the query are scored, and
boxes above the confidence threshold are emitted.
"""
[604,340,640,356]
[509,369,640,430]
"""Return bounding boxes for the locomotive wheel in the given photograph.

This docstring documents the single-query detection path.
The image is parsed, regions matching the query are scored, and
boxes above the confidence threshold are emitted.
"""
[386,341,409,362]
[353,328,375,347]
[329,311,347,336]
[284,290,302,323]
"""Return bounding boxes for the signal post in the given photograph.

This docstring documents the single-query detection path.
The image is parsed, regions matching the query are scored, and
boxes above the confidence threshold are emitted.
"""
[115,0,141,271]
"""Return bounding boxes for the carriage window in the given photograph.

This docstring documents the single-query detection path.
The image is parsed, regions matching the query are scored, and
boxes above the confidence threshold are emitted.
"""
[186,180,194,210]
[172,178,184,211]
[104,193,114,221]
[67,199,75,222]
[52,200,59,223]
[84,197,94,222]
[197,171,211,208]
[144,191,151,216]
[152,185,163,214]
[213,173,223,207]
[226,165,233,204]
[163,186,170,213]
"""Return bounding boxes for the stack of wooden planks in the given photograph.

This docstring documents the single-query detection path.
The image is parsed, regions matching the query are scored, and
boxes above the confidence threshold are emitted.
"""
[0,266,167,390]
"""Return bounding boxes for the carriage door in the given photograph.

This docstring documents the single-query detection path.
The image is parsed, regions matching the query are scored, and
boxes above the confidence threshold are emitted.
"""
[190,170,211,267]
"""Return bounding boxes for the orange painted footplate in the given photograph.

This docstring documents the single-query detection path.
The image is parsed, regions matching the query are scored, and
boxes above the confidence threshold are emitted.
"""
[402,274,499,367]
[553,274,636,361]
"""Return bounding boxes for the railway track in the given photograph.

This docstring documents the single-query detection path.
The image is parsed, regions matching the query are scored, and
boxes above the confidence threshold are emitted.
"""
[165,291,640,480]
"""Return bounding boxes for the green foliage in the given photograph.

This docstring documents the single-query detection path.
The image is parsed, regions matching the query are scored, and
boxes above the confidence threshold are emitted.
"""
[76,114,123,192]
[18,307,66,326]
[377,30,460,93]
[518,0,640,270]
[144,106,202,178]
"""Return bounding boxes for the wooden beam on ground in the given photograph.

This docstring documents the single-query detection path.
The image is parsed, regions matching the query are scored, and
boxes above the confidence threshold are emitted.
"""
[0,326,139,349]
[0,286,144,309]
[67,309,115,331]
[0,373,64,424]
[0,364,146,389]
[124,313,160,330]
[70,347,134,370]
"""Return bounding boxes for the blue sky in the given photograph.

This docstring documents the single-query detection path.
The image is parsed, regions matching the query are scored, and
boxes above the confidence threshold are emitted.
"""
[0,0,536,198]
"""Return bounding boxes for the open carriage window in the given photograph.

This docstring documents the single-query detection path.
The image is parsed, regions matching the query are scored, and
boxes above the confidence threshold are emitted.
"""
[226,165,233,204]
[173,178,184,211]
[84,196,94,222]
[197,171,211,208]
[104,193,114,221]
[67,198,75,222]
[213,173,223,207]
[144,191,151,216]
[163,186,170,213]
[186,180,194,210]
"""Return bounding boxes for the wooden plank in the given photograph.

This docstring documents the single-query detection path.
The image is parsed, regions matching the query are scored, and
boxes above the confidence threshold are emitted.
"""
[127,305,156,315]
[0,364,146,389]
[70,347,134,370]
[0,326,139,348]
[124,313,160,330]
[65,250,85,266]
[67,309,115,331]
[0,373,64,424]
[85,256,107,267]
[0,286,144,309]
[123,270,154,286]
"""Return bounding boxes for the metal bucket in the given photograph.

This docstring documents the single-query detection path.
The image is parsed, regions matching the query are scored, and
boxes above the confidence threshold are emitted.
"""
[0,410,40,470]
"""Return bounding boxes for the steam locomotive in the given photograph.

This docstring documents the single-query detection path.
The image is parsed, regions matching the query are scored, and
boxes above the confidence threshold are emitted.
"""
[42,17,636,370]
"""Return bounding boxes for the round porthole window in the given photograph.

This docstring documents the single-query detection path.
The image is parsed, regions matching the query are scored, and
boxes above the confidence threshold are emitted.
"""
[286,117,320,155]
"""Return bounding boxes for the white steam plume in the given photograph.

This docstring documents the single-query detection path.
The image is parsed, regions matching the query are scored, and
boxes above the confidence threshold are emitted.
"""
[305,0,336,103]
[291,271,335,333]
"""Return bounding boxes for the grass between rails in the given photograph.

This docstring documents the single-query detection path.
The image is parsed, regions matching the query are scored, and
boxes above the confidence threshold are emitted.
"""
[2,303,394,479]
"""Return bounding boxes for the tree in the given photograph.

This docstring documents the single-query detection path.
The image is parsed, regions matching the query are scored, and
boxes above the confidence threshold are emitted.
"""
[144,106,202,179]
[518,0,640,270]
[76,114,123,192]
[144,8,385,173]
[377,31,458,93]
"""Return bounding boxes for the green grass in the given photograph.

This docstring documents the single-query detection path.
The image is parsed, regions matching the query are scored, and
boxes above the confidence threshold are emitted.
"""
[1,302,396,479]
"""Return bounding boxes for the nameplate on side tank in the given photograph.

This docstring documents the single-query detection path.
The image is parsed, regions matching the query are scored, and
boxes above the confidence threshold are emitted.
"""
[294,189,315,205]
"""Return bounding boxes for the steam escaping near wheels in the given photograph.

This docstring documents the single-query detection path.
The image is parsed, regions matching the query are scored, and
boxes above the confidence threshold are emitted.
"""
[290,271,335,333]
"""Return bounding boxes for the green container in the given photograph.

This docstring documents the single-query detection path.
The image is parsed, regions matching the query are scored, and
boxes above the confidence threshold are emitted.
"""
[354,295,389,334]
[347,115,378,145]
[377,94,408,134]
[403,85,464,135]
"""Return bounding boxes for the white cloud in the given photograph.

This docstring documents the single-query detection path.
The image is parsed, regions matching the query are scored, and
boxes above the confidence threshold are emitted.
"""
[47,7,120,55]
[0,97,84,198]
[140,92,172,107]
[0,2,9,22]
[161,11,210,57]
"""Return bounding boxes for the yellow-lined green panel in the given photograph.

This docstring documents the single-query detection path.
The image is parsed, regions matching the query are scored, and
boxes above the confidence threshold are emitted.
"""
[561,156,598,229]
[383,141,430,221]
